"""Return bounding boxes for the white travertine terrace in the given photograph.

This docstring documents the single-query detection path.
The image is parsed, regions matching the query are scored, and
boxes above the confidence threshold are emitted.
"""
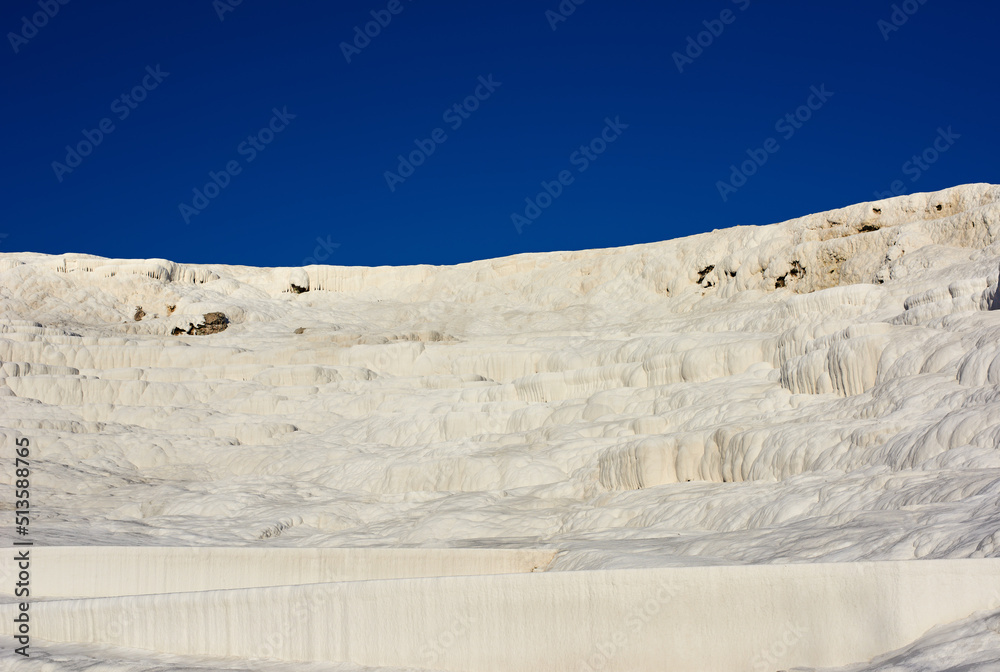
[7,558,1000,671]
[2,183,1000,670]
[0,546,555,598]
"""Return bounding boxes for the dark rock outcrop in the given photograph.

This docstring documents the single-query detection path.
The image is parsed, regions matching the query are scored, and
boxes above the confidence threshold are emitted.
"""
[172,312,229,336]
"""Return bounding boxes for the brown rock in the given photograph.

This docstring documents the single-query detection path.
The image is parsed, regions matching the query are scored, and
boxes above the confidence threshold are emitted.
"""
[172,313,230,336]
[193,313,229,335]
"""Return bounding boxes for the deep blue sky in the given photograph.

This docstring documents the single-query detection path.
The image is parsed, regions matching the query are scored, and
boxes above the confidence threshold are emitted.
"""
[3,0,997,267]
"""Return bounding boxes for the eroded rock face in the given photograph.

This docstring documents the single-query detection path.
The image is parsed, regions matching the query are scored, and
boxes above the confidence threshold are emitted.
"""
[992,266,1000,310]
[171,312,229,336]
[197,312,229,334]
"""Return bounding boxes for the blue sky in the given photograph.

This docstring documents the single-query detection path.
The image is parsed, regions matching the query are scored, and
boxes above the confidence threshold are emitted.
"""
[2,0,997,267]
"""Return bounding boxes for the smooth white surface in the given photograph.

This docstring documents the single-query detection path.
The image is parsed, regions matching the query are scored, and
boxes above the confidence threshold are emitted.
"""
[2,184,1000,670]
[0,547,555,598]
[6,559,1000,672]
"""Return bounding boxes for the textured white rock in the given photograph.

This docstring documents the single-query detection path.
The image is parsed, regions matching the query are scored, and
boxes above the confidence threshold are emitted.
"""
[1,184,1000,670]
[813,606,1000,672]
[4,559,1000,672]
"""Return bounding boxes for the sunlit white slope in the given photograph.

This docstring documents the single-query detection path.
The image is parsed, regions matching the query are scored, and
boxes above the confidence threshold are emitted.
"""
[5,559,999,672]
[1,184,1000,670]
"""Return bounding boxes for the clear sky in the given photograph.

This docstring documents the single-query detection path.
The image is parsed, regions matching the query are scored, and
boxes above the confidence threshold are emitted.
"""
[3,0,997,267]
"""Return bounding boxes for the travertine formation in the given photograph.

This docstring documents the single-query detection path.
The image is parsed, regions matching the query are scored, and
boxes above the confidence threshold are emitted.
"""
[2,184,1000,670]
[4,552,999,671]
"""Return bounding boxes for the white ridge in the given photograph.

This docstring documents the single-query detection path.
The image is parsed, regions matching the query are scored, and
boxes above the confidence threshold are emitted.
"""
[2,184,1000,670]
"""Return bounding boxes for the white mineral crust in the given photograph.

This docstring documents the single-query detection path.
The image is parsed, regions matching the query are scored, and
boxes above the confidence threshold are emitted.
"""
[2,184,1000,670]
